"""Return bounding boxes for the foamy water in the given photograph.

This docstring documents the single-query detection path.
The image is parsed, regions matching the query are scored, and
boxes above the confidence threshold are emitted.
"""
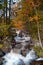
[2,30,37,65]
[3,49,37,65]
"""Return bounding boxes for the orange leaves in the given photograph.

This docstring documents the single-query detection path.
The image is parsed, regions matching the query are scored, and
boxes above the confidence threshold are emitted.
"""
[29,17,33,21]
[21,0,33,14]
[33,15,39,21]
[29,15,40,22]
[11,20,24,30]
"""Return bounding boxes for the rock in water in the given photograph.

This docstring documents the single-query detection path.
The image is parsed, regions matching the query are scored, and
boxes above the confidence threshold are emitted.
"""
[3,49,37,65]
[23,49,37,65]
[0,49,5,57]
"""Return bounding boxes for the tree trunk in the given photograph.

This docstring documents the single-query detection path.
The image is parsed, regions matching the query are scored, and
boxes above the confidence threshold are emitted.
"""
[37,19,43,48]
[4,0,5,23]
[9,0,11,24]
[6,0,7,24]
[32,2,43,48]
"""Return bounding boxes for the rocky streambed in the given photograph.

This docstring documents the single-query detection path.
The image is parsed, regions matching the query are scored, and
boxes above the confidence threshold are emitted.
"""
[0,30,43,65]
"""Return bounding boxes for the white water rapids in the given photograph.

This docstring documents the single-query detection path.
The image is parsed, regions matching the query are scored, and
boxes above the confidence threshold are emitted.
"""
[3,49,37,65]
[2,30,38,65]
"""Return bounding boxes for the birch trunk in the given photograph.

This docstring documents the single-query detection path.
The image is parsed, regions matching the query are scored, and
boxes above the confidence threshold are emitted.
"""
[32,2,43,48]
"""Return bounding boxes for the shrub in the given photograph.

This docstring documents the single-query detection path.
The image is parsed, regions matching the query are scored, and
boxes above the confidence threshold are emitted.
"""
[34,45,43,57]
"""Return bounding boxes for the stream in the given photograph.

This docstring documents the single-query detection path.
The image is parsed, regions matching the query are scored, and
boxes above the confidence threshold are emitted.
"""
[3,49,37,65]
[0,30,43,65]
[2,30,37,65]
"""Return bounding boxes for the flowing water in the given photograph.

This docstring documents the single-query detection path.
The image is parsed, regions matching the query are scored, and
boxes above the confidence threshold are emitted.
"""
[3,49,37,65]
[2,30,37,65]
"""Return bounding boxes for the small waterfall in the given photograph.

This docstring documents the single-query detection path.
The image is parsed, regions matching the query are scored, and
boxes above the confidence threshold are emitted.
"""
[3,50,25,65]
[23,49,37,65]
[3,49,37,65]
[16,30,20,37]
[2,30,38,65]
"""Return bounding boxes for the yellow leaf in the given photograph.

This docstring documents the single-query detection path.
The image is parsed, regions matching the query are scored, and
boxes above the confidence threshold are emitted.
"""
[29,17,33,21]
[33,15,39,20]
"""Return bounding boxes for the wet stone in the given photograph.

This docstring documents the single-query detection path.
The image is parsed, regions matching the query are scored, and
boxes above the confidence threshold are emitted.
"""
[15,44,22,49]
[31,60,43,65]
[0,49,5,57]
[0,58,4,65]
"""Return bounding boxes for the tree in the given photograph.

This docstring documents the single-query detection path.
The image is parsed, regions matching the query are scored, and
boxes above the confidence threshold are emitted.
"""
[15,0,43,48]
[0,0,7,23]
[3,0,11,24]
[5,0,7,24]
[9,0,11,24]
[31,1,43,48]
[16,0,34,21]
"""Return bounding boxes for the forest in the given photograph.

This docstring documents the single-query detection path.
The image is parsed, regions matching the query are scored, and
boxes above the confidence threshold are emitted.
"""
[0,0,43,65]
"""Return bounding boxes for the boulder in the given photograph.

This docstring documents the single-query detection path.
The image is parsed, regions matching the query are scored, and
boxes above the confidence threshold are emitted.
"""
[31,58,43,65]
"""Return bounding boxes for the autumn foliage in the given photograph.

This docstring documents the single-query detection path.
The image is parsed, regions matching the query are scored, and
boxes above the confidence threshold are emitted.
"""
[11,20,25,30]
[11,0,41,31]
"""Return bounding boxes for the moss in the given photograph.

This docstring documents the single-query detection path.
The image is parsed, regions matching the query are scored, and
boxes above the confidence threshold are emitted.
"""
[0,44,3,48]
[0,23,11,37]
[34,46,43,57]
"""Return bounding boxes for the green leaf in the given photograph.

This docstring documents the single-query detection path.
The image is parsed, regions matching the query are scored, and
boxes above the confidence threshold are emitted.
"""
[0,4,2,9]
